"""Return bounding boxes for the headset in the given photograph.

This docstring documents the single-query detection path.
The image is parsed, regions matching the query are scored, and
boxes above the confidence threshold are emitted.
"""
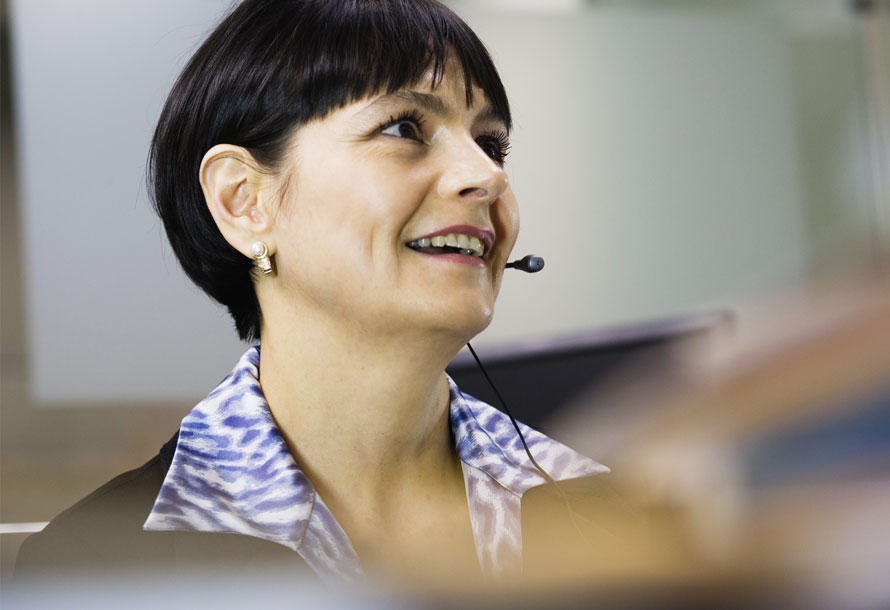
[465,253,600,553]
[466,254,555,481]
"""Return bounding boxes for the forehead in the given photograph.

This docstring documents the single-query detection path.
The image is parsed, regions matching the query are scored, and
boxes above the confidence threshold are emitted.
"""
[423,57,503,118]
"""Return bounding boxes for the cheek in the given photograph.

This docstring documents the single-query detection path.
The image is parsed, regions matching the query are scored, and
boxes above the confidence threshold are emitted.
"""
[498,190,521,253]
[276,165,425,287]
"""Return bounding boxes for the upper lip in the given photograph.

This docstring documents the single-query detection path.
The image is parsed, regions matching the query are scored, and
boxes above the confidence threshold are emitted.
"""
[408,225,495,254]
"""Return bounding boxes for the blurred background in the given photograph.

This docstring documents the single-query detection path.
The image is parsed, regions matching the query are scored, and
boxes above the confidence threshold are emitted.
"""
[1,0,888,605]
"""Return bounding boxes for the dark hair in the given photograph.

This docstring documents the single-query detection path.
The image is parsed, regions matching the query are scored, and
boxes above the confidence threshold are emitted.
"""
[149,0,511,342]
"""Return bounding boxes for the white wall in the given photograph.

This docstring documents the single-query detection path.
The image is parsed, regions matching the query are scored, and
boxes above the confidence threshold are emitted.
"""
[8,1,848,405]
[467,8,809,345]
[10,0,245,403]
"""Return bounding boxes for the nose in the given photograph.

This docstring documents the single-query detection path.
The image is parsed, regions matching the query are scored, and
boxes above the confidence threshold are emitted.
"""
[436,135,509,205]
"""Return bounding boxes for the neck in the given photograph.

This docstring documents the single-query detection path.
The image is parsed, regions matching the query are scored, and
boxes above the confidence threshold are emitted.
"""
[257,309,469,519]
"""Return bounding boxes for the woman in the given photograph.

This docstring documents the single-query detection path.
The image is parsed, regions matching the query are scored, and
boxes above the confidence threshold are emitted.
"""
[17,0,608,587]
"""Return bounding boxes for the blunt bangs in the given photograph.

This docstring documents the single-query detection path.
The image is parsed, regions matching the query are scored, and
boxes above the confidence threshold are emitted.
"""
[149,0,510,341]
[308,0,512,128]
[224,0,512,135]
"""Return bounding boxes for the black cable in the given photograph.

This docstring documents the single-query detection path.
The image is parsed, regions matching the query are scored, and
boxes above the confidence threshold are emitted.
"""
[466,342,556,485]
[466,342,620,550]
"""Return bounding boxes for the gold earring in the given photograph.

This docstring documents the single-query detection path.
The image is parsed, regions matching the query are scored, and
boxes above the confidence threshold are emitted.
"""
[250,242,274,276]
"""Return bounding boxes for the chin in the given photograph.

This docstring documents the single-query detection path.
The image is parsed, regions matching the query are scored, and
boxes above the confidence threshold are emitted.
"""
[392,291,496,341]
[432,302,495,343]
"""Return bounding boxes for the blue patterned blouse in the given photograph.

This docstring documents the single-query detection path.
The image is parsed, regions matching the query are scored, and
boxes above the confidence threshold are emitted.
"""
[143,347,607,583]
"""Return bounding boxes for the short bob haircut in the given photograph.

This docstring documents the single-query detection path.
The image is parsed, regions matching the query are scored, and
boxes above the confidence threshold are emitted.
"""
[149,0,511,342]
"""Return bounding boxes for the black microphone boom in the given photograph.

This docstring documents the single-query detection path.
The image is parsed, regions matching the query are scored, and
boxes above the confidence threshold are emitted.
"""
[505,254,545,273]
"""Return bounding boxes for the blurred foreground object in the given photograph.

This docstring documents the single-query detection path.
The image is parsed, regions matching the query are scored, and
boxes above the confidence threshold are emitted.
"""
[548,262,890,610]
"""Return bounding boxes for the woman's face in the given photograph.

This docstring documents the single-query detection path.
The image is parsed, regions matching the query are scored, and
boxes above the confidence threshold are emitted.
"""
[263,60,519,342]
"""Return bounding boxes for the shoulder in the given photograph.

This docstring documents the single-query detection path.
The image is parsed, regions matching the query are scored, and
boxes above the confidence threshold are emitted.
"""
[15,448,173,576]
[15,431,309,580]
[44,452,167,531]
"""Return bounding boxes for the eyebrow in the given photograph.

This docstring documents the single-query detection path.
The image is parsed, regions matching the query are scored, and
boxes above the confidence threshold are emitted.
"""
[362,90,508,130]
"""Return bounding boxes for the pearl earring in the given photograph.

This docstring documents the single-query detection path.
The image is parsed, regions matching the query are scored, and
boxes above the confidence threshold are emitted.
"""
[251,242,274,276]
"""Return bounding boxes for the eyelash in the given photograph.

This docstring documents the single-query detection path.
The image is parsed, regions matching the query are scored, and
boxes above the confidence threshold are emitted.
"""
[376,112,512,167]
[476,130,512,167]
[378,111,426,141]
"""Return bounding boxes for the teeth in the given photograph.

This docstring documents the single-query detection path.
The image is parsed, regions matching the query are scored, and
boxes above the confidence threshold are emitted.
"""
[408,232,486,257]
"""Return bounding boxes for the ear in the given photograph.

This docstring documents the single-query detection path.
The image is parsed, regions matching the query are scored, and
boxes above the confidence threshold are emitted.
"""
[199,144,275,259]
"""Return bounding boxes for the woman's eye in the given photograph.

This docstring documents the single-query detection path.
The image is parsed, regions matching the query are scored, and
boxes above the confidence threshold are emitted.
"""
[477,132,511,166]
[380,116,424,141]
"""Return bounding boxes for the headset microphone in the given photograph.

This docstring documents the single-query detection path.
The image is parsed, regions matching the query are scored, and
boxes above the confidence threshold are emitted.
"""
[505,254,545,273]
[474,250,555,483]
[475,251,593,552]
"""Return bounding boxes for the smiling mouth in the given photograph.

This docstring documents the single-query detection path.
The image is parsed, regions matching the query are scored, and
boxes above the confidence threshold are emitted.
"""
[406,233,485,258]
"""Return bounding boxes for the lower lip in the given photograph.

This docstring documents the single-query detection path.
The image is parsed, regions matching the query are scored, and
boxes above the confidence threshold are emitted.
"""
[411,250,486,267]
